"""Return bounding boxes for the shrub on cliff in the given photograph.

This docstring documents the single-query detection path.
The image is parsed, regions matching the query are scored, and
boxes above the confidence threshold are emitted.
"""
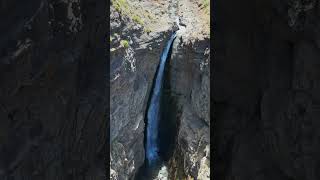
[120,40,129,48]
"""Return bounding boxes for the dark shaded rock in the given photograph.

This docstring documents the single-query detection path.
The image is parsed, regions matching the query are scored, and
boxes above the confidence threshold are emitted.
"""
[168,37,210,179]
[213,0,320,179]
[0,0,107,179]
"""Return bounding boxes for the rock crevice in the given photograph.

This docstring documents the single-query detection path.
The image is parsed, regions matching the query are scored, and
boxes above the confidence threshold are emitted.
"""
[110,0,210,179]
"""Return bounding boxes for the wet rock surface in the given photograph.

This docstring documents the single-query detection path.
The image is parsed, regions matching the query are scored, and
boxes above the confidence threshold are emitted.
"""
[0,0,106,179]
[214,0,320,179]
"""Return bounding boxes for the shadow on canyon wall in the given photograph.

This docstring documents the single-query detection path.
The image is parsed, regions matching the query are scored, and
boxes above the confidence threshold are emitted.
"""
[213,0,320,179]
[158,41,179,162]
[0,0,107,179]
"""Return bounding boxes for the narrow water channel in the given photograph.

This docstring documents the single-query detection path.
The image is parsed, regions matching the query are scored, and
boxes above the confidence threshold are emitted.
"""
[134,32,177,180]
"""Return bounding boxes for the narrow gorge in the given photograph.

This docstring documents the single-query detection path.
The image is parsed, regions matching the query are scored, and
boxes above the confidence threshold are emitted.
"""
[134,32,177,180]
[145,32,177,166]
[110,0,210,179]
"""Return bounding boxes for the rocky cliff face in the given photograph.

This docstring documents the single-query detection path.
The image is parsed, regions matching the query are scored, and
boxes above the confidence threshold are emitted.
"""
[166,0,210,179]
[110,0,210,179]
[0,0,106,179]
[110,0,174,179]
[214,0,320,179]
[167,38,210,180]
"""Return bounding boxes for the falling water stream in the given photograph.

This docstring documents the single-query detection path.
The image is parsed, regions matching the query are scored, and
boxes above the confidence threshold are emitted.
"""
[146,32,177,164]
[135,32,177,180]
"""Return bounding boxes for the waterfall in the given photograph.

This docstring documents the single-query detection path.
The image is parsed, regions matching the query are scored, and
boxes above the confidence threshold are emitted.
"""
[146,32,177,165]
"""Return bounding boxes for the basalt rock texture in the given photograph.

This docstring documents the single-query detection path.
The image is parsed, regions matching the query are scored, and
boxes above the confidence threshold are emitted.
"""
[167,38,210,180]
[214,0,320,179]
[0,0,106,179]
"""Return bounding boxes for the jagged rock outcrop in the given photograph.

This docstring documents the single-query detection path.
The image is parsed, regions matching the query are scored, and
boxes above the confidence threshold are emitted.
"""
[168,38,210,180]
[214,0,320,179]
[164,0,210,179]
[0,0,106,179]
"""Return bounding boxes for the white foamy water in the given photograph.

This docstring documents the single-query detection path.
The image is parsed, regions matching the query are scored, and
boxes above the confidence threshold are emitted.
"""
[154,165,168,180]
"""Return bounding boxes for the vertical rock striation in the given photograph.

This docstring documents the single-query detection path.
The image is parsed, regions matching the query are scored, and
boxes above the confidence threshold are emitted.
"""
[168,38,210,179]
[165,0,210,179]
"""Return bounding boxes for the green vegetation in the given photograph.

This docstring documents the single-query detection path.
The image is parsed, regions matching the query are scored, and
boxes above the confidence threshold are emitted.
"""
[120,40,129,48]
[202,0,210,14]
[132,15,143,25]
[144,27,152,33]
[203,0,209,8]
[112,0,155,35]
[112,0,146,26]
[112,0,129,13]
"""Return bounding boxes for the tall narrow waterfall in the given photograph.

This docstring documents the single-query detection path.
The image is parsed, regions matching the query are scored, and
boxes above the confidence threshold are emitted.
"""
[146,32,177,165]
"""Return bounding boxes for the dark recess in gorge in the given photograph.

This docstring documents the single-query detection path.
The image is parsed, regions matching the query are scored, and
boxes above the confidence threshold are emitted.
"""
[158,42,179,161]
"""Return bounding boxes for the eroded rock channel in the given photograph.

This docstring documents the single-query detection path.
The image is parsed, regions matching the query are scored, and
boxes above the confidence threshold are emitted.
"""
[134,32,177,180]
[133,31,210,180]
[110,0,210,179]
